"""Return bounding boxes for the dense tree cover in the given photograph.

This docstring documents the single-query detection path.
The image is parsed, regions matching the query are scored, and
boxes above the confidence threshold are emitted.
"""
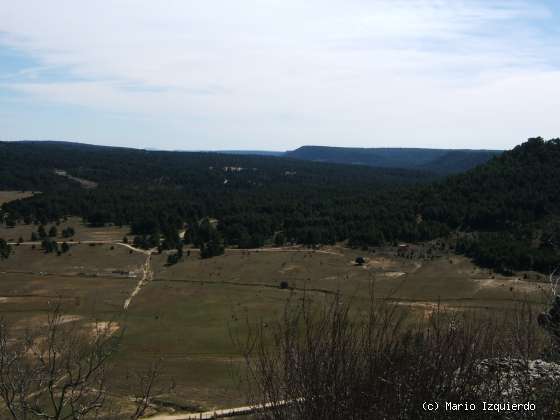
[418,138,560,272]
[286,145,501,174]
[419,138,560,231]
[1,138,560,272]
[417,137,560,273]
[0,141,434,191]
[0,141,434,251]
[456,232,558,274]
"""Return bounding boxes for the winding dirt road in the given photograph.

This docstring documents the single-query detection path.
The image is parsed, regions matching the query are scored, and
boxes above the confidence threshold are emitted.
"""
[123,246,155,310]
[7,240,157,310]
[5,240,343,311]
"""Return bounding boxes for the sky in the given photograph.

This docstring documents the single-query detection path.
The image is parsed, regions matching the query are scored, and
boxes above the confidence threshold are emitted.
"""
[1,1,560,151]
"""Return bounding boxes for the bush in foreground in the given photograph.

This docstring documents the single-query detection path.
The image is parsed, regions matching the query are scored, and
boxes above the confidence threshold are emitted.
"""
[244,293,560,419]
[0,304,164,419]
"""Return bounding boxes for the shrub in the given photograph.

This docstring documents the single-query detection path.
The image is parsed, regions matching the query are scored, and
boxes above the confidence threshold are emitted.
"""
[244,294,558,419]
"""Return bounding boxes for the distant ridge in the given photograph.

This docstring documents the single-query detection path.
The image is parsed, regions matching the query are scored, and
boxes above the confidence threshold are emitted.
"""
[209,150,284,157]
[7,140,502,175]
[2,137,558,272]
[284,146,502,175]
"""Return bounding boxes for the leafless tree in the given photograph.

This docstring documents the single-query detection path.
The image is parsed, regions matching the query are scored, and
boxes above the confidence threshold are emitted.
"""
[0,304,120,420]
[549,268,560,296]
[537,268,560,347]
[128,358,167,420]
[245,291,558,419]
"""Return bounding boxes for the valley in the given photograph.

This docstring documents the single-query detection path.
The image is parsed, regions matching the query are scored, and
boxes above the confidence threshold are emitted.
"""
[3,3,560,416]
[1,138,559,418]
[0,213,549,417]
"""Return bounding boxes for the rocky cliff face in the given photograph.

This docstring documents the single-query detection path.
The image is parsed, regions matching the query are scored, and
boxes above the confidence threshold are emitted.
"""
[474,358,560,397]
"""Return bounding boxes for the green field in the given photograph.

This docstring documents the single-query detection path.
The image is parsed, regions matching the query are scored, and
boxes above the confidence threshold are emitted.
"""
[0,225,550,416]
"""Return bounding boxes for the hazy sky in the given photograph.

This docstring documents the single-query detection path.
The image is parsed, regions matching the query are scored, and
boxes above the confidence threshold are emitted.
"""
[1,1,560,151]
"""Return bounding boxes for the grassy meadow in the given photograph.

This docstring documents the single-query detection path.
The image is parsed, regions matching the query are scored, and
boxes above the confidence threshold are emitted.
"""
[0,202,551,413]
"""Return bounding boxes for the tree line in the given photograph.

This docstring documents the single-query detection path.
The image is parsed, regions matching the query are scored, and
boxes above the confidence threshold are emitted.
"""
[2,138,560,273]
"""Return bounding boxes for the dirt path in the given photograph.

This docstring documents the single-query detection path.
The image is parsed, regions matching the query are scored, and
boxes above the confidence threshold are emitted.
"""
[143,398,300,420]
[8,241,343,257]
[117,242,153,256]
[122,244,156,310]
[5,240,157,310]
[4,240,343,310]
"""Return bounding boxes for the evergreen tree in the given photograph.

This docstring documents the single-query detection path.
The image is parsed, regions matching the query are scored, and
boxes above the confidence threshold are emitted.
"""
[274,232,286,247]
[200,225,224,259]
[161,225,180,250]
[41,238,58,253]
[62,227,75,238]
[0,239,11,260]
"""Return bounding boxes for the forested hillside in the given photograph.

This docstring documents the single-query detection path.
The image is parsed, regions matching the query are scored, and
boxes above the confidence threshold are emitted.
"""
[2,138,560,273]
[0,141,433,191]
[0,140,437,250]
[420,137,560,272]
[419,150,503,174]
[285,145,501,174]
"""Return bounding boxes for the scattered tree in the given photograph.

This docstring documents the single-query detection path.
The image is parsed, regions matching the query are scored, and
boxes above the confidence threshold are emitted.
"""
[62,227,75,238]
[198,219,224,259]
[41,238,58,254]
[274,232,286,247]
[0,239,11,260]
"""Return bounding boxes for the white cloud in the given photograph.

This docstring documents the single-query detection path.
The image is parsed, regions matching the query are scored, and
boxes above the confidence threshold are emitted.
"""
[0,0,559,149]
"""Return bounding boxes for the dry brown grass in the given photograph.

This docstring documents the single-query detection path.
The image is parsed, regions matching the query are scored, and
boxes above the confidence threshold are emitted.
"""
[0,191,36,206]
[0,236,552,414]
[244,292,558,419]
